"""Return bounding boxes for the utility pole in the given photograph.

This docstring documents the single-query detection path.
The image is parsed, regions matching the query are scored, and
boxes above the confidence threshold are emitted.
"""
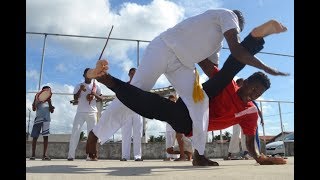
[27,108,31,140]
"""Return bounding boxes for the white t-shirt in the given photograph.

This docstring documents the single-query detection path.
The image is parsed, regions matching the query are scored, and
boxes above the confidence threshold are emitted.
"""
[73,80,102,113]
[160,8,240,69]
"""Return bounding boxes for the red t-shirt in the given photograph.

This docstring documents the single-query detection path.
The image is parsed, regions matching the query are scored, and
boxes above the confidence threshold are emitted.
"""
[207,66,258,135]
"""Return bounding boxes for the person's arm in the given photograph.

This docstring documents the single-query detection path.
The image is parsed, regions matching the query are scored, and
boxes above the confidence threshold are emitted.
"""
[246,134,286,165]
[32,96,37,111]
[224,29,287,76]
[47,99,55,113]
[74,84,85,100]
[92,92,104,101]
[252,101,264,125]
[198,58,217,78]
[245,135,260,160]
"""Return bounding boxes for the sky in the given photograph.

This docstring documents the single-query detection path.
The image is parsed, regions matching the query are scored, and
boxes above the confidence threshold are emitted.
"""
[26,0,294,141]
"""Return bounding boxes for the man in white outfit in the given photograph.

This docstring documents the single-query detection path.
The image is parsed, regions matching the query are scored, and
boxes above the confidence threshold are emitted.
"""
[67,68,103,161]
[120,68,143,161]
[86,9,287,164]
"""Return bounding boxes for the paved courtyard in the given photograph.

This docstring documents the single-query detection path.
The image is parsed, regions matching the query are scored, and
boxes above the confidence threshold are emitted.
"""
[26,157,294,180]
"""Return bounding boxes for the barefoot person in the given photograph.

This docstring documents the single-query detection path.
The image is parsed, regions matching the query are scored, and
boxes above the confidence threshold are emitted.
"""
[86,19,289,166]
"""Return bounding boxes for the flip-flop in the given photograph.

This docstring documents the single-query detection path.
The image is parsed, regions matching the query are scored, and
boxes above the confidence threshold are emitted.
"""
[42,156,51,161]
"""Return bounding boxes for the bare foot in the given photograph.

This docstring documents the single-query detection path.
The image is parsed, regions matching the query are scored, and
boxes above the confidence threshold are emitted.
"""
[251,20,287,38]
[86,60,109,79]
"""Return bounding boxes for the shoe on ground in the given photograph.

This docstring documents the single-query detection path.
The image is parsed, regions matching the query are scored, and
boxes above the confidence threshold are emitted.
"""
[67,158,74,161]
[42,156,51,161]
[120,158,127,161]
[134,158,143,161]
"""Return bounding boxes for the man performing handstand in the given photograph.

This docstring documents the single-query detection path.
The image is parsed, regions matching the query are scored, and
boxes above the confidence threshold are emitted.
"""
[86,20,289,166]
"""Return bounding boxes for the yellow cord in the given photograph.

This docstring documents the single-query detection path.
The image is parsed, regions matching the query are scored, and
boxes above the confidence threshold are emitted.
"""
[193,68,204,103]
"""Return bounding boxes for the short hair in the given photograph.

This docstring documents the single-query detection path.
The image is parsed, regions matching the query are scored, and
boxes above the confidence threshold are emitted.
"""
[42,86,50,90]
[83,68,90,75]
[232,10,245,32]
[247,72,271,89]
[129,67,136,73]
[236,78,244,84]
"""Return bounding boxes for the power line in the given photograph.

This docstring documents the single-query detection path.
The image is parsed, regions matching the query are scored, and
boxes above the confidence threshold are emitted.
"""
[26,32,294,58]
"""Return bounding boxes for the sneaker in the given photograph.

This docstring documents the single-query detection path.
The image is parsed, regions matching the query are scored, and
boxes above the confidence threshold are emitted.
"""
[243,154,253,160]
[134,158,143,161]
[120,158,127,161]
[67,158,74,161]
[192,149,219,166]
[42,156,51,161]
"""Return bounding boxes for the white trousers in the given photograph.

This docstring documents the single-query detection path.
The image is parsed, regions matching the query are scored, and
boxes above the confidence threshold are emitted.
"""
[228,124,247,153]
[165,123,178,158]
[228,124,259,154]
[93,36,209,155]
[121,113,143,159]
[68,112,97,159]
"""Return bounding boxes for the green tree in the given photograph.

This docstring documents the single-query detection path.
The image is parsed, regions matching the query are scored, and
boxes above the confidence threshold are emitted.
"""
[79,131,87,141]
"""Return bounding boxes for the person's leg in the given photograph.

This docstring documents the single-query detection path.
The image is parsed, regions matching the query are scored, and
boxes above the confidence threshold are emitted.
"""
[85,112,98,160]
[41,121,50,160]
[30,122,41,159]
[165,62,209,158]
[31,137,38,159]
[202,33,265,98]
[165,124,177,159]
[68,113,86,160]
[175,133,186,161]
[96,74,193,135]
[121,119,132,160]
[86,105,128,157]
[132,114,143,160]
[228,124,241,157]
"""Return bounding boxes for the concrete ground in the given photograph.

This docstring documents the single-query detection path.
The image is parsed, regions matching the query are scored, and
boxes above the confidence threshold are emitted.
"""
[26,157,294,180]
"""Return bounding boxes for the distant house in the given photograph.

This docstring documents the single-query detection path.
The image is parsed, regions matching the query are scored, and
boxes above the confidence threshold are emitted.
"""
[265,131,293,144]
[259,135,275,144]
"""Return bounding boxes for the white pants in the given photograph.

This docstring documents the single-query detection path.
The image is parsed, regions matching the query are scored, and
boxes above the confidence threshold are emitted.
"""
[121,113,143,159]
[94,36,209,155]
[228,124,259,154]
[68,112,97,159]
[228,124,247,153]
[165,123,178,158]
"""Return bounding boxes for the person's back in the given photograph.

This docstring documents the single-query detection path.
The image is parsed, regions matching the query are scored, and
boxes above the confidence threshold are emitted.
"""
[160,8,241,69]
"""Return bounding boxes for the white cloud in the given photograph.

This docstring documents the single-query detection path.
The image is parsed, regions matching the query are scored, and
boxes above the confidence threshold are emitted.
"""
[27,0,184,72]
[26,70,39,80]
[55,63,67,72]
[172,0,223,18]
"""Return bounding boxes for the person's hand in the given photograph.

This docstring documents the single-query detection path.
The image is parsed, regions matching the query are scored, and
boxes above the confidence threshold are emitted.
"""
[86,93,94,102]
[264,66,290,76]
[86,60,109,79]
[80,84,86,92]
[49,106,55,113]
[256,153,287,165]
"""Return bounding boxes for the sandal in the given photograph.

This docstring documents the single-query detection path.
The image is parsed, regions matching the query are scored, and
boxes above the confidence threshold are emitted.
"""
[29,157,36,160]
[42,156,51,161]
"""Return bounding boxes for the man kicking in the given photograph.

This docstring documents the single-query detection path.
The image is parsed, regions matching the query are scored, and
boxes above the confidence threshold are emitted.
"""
[86,20,289,166]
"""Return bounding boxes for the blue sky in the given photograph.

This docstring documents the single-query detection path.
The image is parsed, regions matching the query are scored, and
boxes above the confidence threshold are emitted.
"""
[26,0,294,141]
